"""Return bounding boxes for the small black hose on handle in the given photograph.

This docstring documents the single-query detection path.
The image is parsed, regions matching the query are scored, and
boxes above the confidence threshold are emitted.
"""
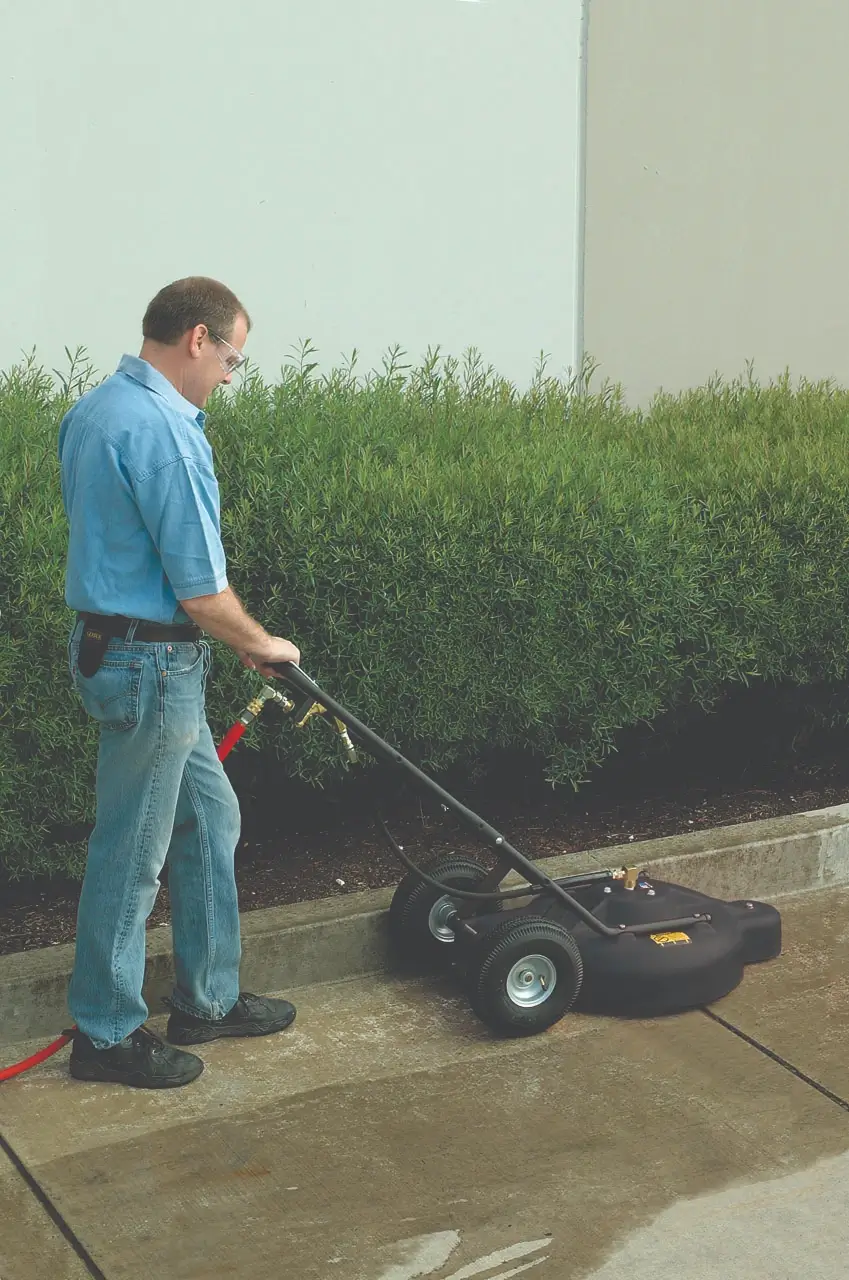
[374,814,522,902]
[266,664,708,939]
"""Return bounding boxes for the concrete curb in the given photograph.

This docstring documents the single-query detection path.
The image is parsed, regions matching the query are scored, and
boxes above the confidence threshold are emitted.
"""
[2,803,849,1049]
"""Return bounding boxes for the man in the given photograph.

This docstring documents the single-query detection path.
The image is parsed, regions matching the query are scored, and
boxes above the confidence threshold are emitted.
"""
[59,276,301,1089]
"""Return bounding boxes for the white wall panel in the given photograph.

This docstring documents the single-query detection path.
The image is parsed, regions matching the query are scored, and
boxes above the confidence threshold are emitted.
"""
[3,1,585,389]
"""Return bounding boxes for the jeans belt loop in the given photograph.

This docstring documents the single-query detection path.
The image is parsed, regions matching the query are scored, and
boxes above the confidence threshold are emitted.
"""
[126,619,140,642]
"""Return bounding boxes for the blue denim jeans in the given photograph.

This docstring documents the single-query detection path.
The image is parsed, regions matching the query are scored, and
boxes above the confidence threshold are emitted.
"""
[66,618,242,1048]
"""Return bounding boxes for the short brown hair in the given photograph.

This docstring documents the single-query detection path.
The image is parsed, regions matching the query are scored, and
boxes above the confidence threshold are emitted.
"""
[142,277,252,345]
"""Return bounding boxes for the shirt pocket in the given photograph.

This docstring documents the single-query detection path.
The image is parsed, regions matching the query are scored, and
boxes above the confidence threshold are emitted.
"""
[73,660,144,731]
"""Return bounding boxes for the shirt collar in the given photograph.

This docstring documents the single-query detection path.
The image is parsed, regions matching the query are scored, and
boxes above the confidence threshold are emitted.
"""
[117,355,206,429]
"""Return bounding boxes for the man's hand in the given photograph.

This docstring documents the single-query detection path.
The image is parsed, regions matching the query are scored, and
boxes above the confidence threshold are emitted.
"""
[237,636,301,678]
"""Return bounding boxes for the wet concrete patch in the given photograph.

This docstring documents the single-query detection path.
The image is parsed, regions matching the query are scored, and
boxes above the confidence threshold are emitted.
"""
[706,887,849,1101]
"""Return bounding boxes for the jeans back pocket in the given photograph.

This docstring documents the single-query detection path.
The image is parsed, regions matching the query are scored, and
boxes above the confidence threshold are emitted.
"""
[74,660,144,731]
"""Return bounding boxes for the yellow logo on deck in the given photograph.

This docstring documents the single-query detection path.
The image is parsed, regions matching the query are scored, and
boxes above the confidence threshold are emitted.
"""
[650,931,692,947]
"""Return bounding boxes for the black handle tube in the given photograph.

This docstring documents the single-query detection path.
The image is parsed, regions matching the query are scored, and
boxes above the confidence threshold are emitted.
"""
[269,665,710,940]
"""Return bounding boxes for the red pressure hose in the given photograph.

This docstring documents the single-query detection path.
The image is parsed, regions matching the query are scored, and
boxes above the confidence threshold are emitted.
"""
[216,721,247,760]
[0,1033,75,1083]
[1,708,256,1084]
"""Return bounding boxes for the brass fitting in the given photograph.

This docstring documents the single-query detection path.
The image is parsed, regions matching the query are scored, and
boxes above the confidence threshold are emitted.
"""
[284,691,357,764]
[295,701,327,730]
[334,719,358,764]
[262,685,296,714]
[238,695,267,726]
[238,686,296,727]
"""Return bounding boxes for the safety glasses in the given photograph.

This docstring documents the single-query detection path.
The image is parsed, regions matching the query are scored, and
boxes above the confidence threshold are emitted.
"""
[208,330,247,374]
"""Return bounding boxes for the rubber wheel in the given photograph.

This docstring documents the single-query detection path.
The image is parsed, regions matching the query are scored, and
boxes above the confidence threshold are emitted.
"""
[388,856,498,970]
[469,915,583,1036]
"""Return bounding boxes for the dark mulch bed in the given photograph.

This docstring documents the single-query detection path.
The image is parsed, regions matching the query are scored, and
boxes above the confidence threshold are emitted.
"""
[3,734,848,958]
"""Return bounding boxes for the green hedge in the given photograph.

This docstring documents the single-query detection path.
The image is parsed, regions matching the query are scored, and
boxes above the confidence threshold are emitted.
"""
[3,344,849,881]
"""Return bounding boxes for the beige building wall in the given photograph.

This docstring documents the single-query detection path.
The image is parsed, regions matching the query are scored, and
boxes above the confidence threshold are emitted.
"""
[583,0,849,405]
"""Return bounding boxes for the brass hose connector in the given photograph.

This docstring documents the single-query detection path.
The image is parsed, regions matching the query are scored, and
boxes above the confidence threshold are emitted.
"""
[237,694,267,726]
[262,685,296,714]
[334,719,358,764]
[237,686,296,727]
[296,701,327,730]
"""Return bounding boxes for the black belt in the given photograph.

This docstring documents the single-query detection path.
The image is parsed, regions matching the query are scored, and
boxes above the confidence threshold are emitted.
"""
[78,613,202,642]
[76,613,202,677]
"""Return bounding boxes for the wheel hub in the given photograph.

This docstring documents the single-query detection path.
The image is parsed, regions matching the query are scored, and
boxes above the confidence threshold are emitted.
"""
[428,894,460,944]
[505,954,558,1007]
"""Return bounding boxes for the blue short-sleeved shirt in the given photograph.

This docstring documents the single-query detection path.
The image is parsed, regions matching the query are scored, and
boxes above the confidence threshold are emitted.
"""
[58,354,229,625]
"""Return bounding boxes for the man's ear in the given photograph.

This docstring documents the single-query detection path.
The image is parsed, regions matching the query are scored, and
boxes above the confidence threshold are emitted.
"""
[187,324,208,360]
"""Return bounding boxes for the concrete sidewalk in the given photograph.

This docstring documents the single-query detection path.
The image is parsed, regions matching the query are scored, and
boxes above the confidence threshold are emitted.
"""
[2,888,849,1279]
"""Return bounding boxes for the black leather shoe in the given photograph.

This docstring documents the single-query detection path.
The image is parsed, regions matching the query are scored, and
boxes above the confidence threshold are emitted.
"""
[68,1024,204,1088]
[166,992,297,1045]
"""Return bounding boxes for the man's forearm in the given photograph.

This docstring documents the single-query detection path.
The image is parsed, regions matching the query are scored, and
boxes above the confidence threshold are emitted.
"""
[180,587,272,656]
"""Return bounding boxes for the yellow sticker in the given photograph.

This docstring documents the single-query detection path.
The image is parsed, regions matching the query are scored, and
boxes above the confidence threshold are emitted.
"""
[650,931,692,947]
